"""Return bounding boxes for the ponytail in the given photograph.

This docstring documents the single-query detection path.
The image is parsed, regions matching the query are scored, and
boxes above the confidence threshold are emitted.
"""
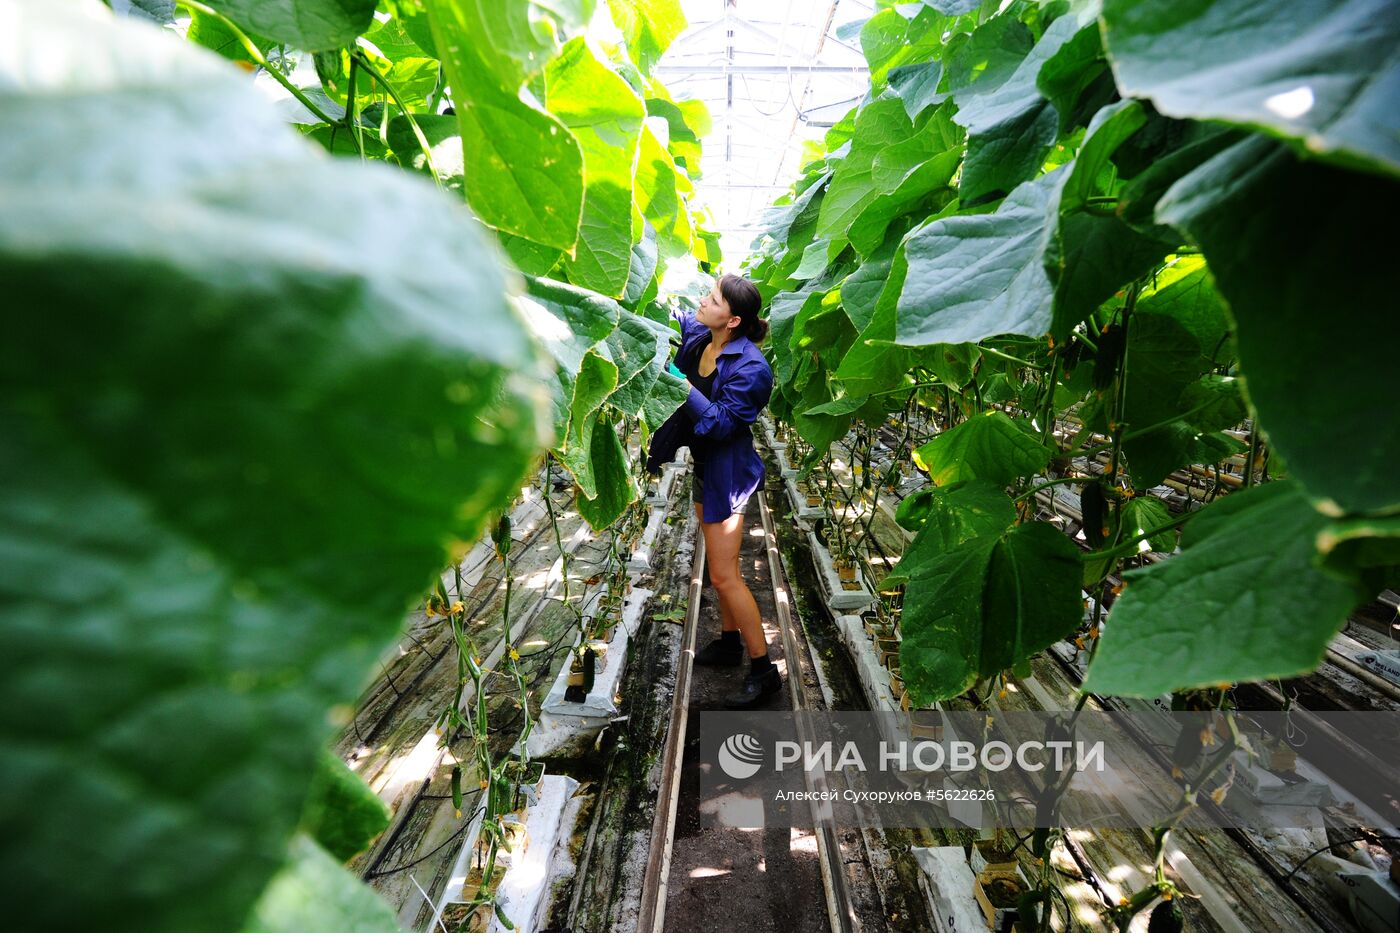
[718,273,768,345]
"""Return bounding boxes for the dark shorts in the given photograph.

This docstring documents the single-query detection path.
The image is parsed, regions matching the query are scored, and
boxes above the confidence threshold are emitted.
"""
[691,470,751,518]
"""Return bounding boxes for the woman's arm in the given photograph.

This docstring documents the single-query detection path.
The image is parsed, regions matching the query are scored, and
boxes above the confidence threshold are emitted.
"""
[670,305,699,332]
[686,358,774,440]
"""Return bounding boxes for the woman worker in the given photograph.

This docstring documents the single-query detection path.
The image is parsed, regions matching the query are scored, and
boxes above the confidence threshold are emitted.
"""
[669,274,780,709]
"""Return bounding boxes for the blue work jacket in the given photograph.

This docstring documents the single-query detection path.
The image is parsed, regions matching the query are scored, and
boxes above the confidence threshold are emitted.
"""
[663,310,774,523]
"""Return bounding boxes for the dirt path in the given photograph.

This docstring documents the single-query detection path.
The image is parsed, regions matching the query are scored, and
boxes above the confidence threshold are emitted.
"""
[663,498,829,933]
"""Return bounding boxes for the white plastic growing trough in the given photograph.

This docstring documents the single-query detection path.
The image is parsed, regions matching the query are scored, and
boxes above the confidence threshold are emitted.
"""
[429,773,581,933]
[805,529,873,611]
[522,584,654,758]
[785,476,826,522]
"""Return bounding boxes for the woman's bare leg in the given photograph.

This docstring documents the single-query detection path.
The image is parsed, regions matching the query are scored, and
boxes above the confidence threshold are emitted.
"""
[699,509,768,658]
[696,501,741,634]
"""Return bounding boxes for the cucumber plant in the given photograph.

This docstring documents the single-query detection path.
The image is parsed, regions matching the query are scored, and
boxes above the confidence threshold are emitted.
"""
[751,3,1398,924]
[747,0,1399,706]
[5,0,710,930]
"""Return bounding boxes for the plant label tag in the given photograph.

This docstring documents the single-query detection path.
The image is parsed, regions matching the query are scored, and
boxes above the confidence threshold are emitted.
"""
[1355,650,1400,687]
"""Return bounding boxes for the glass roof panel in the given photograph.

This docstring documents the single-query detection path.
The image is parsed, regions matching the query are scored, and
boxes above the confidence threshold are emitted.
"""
[652,0,873,262]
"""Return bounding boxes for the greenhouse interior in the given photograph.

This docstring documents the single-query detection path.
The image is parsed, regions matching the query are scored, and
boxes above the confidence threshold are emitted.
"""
[7,1,1400,932]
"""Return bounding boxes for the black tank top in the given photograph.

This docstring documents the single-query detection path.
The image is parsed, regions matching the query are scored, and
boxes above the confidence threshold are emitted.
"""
[692,367,717,399]
[687,337,716,466]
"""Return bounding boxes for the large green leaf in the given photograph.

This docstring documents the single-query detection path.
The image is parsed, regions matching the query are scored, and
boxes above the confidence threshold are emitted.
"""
[757,172,829,241]
[361,6,433,61]
[556,349,620,496]
[186,5,267,61]
[501,231,565,276]
[641,370,691,431]
[437,0,593,89]
[835,243,915,397]
[112,0,176,24]
[901,522,1084,703]
[622,222,661,308]
[386,0,438,57]
[654,96,711,177]
[791,367,854,453]
[885,480,1016,586]
[635,126,695,257]
[576,414,638,529]
[767,288,824,390]
[839,238,899,331]
[426,0,585,250]
[1036,9,1112,134]
[1122,313,1208,429]
[802,395,872,417]
[1156,135,1400,514]
[1115,122,1244,231]
[1317,515,1400,583]
[952,11,1087,202]
[607,0,686,75]
[889,60,945,121]
[517,278,621,440]
[203,0,377,50]
[922,0,982,12]
[606,311,670,415]
[546,39,647,297]
[1132,255,1232,362]
[913,411,1051,486]
[385,113,463,183]
[896,168,1067,346]
[1114,310,1231,488]
[1085,482,1367,696]
[1047,100,1176,338]
[924,343,981,389]
[0,6,550,930]
[791,290,857,361]
[1178,374,1246,433]
[1123,424,1245,493]
[518,280,621,476]
[896,101,1174,348]
[944,11,1033,97]
[860,5,946,86]
[519,277,621,376]
[300,751,391,863]
[1100,0,1400,179]
[243,835,402,933]
[1120,496,1175,552]
[793,235,840,280]
[849,147,961,256]
[818,99,944,242]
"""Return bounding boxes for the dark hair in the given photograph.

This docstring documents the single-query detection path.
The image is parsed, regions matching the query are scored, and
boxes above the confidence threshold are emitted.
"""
[718,273,768,344]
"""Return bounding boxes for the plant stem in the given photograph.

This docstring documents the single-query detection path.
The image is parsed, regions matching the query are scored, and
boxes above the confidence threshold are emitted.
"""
[869,379,945,398]
[1060,398,1221,461]
[427,62,446,113]
[1092,513,1191,562]
[1039,353,1061,446]
[344,52,365,159]
[1244,424,1262,489]
[183,1,338,125]
[1015,475,1087,502]
[1106,283,1139,493]
[981,344,1045,369]
[349,48,444,187]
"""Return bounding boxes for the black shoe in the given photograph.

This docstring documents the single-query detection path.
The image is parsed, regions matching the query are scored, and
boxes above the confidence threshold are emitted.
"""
[724,667,783,709]
[694,637,745,667]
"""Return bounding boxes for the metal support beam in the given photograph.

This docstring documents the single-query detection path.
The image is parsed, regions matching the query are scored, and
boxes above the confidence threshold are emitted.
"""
[654,63,868,75]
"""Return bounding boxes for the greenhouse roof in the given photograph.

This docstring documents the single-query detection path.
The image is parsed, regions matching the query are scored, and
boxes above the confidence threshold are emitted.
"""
[650,0,872,263]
